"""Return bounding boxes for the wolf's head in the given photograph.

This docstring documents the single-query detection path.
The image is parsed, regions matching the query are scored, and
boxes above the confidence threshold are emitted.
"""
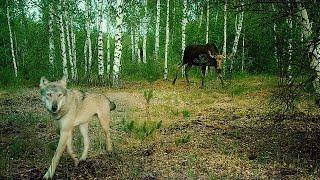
[40,76,67,115]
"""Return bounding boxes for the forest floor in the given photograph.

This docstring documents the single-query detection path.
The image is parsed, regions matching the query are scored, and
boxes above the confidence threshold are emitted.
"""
[1,75,320,179]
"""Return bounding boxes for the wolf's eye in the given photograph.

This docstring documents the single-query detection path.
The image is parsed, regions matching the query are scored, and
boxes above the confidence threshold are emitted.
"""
[58,93,63,97]
[47,93,52,97]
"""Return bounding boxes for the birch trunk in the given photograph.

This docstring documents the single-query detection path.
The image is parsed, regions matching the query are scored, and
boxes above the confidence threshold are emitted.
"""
[230,1,244,73]
[85,0,92,75]
[287,1,293,84]
[181,0,187,60]
[64,5,74,80]
[142,0,148,63]
[164,0,170,80]
[97,0,104,78]
[205,0,209,44]
[112,0,124,87]
[84,39,88,75]
[272,4,279,64]
[222,0,227,57]
[154,0,160,61]
[48,3,55,67]
[198,6,203,29]
[131,26,135,62]
[107,34,111,75]
[58,0,68,79]
[70,17,77,80]
[6,3,18,77]
[135,27,141,63]
[296,1,320,98]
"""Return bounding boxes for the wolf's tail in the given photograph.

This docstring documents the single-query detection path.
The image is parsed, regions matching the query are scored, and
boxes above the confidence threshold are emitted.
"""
[110,101,116,111]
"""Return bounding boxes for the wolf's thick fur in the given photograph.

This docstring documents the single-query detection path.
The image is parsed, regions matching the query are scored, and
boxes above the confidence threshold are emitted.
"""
[39,76,115,179]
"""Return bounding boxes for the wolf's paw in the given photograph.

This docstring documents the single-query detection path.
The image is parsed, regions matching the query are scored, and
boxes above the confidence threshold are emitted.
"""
[74,158,79,166]
[43,170,52,179]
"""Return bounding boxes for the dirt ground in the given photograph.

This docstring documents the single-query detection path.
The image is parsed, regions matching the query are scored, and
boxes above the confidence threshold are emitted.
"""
[1,76,320,179]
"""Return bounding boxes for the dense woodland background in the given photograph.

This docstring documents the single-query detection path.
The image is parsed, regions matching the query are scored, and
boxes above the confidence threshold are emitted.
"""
[1,0,320,106]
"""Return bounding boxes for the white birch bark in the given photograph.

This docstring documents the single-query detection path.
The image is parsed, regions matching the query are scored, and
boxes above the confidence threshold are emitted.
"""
[97,0,104,77]
[296,1,320,97]
[58,0,68,79]
[112,0,124,87]
[272,4,278,64]
[164,0,170,80]
[85,0,92,75]
[64,5,74,80]
[84,39,88,74]
[48,3,55,67]
[222,0,227,57]
[198,6,203,29]
[107,33,111,75]
[70,17,77,80]
[181,0,187,60]
[230,1,244,73]
[142,0,148,63]
[154,0,160,61]
[7,4,18,77]
[131,26,135,62]
[287,1,293,84]
[205,0,209,44]
[135,27,141,63]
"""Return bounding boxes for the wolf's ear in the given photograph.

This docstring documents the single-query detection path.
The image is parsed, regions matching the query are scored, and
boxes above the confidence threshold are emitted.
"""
[59,76,67,87]
[40,76,49,89]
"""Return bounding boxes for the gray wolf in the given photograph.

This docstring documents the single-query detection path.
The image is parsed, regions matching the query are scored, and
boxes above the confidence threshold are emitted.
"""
[39,76,116,179]
[172,43,224,88]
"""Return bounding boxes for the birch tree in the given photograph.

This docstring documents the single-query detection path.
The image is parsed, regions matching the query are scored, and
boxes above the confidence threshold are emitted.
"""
[142,0,148,63]
[64,3,74,80]
[296,0,320,100]
[48,3,55,68]
[131,26,135,62]
[164,0,170,80]
[272,4,279,64]
[229,1,244,73]
[287,1,293,84]
[58,0,68,79]
[154,0,160,61]
[97,0,104,78]
[70,16,77,80]
[85,0,92,75]
[181,0,187,61]
[205,0,210,44]
[222,0,227,75]
[6,1,18,77]
[112,0,124,87]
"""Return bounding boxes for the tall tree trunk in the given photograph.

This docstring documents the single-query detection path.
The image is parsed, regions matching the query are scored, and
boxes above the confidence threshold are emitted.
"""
[97,0,104,78]
[7,3,18,77]
[181,0,187,60]
[70,17,77,80]
[287,1,293,84]
[296,1,320,101]
[164,0,170,80]
[205,0,209,44]
[58,0,68,79]
[85,0,92,76]
[154,0,160,61]
[84,39,88,75]
[131,26,135,62]
[48,3,55,68]
[272,4,279,65]
[222,0,227,75]
[112,0,124,87]
[107,33,111,76]
[241,32,245,72]
[135,26,141,63]
[198,5,203,29]
[230,1,244,73]
[64,4,74,80]
[142,0,148,63]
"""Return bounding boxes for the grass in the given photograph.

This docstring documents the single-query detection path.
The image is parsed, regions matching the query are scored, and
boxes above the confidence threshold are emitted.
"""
[1,75,320,179]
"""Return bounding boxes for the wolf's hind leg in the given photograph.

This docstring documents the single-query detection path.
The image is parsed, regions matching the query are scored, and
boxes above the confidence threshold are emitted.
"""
[98,111,112,152]
[67,133,79,165]
[79,123,89,161]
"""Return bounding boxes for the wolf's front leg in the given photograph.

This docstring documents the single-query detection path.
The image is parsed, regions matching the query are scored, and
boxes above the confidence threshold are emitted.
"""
[44,131,70,179]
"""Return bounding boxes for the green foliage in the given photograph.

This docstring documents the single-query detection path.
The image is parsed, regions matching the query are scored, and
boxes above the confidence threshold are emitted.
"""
[121,118,162,140]
[182,109,190,119]
[175,134,192,145]
[143,89,154,104]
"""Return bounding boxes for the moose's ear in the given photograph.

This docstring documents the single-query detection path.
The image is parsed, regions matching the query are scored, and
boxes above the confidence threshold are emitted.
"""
[40,76,49,89]
[59,76,67,87]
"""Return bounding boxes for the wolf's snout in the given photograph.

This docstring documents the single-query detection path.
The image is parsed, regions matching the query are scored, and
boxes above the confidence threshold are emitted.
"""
[52,103,58,113]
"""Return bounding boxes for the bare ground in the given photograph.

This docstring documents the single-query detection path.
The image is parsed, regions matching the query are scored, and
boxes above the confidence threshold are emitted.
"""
[1,76,320,179]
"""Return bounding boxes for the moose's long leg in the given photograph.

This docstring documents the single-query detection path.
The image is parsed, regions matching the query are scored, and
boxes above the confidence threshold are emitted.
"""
[172,63,184,85]
[200,66,207,88]
[216,69,224,87]
[184,64,192,85]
